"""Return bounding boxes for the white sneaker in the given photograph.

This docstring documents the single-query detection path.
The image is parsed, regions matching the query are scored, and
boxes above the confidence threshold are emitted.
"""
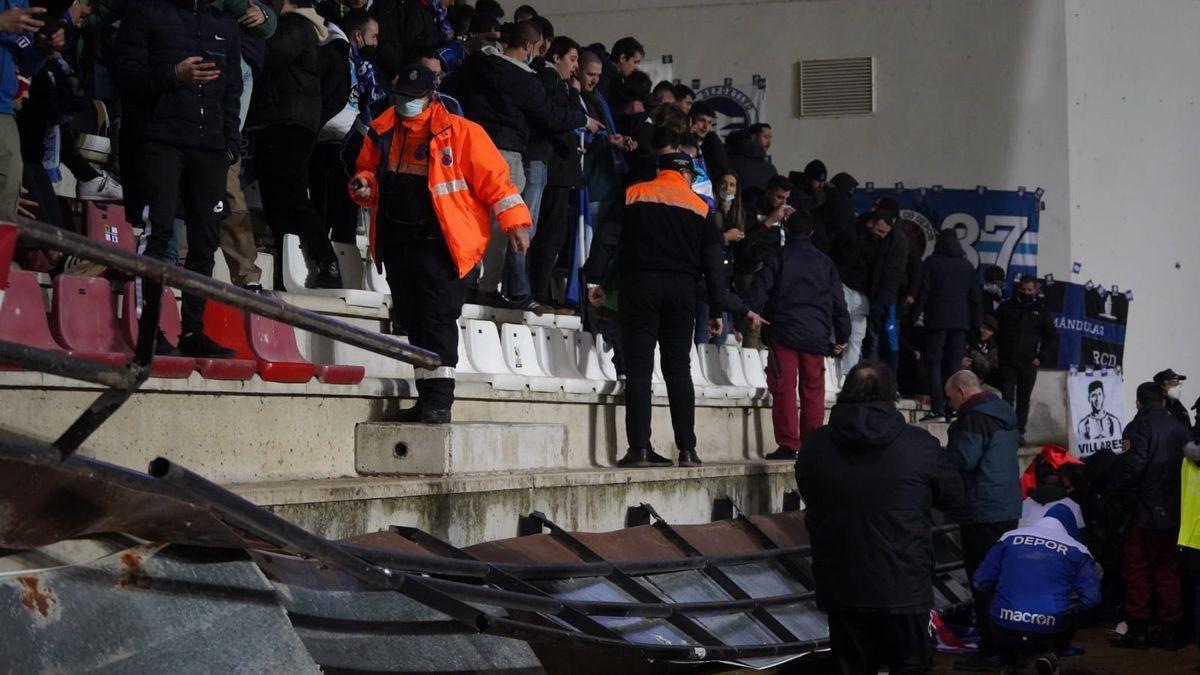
[76,172,124,202]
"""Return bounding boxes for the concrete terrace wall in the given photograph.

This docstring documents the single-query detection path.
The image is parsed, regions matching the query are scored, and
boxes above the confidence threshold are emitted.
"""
[532,0,1072,277]
[1064,0,1200,407]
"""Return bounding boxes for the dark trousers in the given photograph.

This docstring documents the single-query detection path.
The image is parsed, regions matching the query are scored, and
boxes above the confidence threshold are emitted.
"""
[620,272,696,452]
[994,624,1074,668]
[1124,524,1183,623]
[308,140,358,245]
[962,520,1018,656]
[379,229,465,411]
[926,329,966,414]
[998,361,1038,435]
[140,142,226,334]
[527,185,572,304]
[255,124,336,266]
[827,610,931,675]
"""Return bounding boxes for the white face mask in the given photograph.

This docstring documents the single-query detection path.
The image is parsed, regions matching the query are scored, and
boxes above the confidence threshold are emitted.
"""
[395,96,429,117]
[720,193,735,203]
[1168,385,1183,401]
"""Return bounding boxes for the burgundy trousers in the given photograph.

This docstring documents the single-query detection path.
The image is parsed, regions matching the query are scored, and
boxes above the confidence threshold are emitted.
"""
[1123,524,1182,622]
[766,343,826,451]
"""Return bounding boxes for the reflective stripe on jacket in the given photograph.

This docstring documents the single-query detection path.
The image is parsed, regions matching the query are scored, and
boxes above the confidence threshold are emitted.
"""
[350,101,531,278]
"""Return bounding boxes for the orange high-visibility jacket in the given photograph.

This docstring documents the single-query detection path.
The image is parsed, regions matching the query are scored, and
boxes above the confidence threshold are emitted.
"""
[349,102,532,278]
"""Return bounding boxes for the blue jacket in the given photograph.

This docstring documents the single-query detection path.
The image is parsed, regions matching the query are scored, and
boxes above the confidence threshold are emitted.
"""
[0,0,46,116]
[973,505,1102,635]
[947,392,1022,524]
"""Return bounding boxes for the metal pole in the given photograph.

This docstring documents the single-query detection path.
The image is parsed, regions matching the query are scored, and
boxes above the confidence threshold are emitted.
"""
[0,340,138,389]
[13,218,440,370]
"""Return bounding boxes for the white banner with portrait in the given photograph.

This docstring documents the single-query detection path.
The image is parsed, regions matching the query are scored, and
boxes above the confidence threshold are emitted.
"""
[1068,368,1126,458]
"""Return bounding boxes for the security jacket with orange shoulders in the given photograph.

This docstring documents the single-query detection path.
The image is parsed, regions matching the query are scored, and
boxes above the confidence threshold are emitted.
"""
[583,169,726,316]
[349,100,531,278]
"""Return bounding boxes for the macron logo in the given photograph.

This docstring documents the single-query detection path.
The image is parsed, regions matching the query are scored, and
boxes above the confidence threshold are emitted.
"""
[1010,535,1068,555]
[999,608,1057,627]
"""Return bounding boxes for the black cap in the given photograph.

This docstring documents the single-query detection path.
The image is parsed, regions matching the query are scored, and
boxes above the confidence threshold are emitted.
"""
[875,196,901,217]
[393,63,438,98]
[658,152,694,174]
[803,159,827,183]
[981,315,997,332]
[1154,368,1187,384]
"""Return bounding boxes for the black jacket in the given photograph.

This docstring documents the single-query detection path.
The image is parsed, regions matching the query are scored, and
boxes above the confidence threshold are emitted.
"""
[820,172,858,255]
[915,233,982,331]
[871,226,911,309]
[537,66,584,188]
[616,110,656,185]
[1111,405,1189,531]
[994,296,1060,367]
[584,170,725,313]
[700,131,730,182]
[115,0,243,157]
[725,129,777,194]
[456,48,586,155]
[1166,398,1192,431]
[317,26,351,130]
[748,237,850,355]
[832,220,878,296]
[797,401,966,613]
[787,179,831,253]
[247,10,322,133]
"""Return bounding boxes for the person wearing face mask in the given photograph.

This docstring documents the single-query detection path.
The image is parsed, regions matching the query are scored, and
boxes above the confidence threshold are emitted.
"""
[349,62,532,423]
[994,276,1060,444]
[453,19,602,307]
[981,265,1007,316]
[1154,369,1191,429]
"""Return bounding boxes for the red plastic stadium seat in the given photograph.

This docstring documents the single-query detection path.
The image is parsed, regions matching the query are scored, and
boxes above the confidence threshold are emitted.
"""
[49,275,135,368]
[0,270,65,370]
[245,311,367,384]
[203,300,314,383]
[120,283,255,381]
[85,203,136,253]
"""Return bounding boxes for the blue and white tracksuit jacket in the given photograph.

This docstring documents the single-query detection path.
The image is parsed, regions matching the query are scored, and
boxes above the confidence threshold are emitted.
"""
[972,504,1102,635]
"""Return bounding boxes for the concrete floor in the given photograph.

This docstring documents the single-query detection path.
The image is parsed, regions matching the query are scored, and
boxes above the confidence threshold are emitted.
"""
[930,627,1197,674]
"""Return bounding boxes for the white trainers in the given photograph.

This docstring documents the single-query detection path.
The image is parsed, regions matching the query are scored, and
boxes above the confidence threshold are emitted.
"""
[76,171,124,202]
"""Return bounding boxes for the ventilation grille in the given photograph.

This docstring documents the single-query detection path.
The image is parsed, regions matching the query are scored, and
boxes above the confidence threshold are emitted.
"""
[799,57,876,117]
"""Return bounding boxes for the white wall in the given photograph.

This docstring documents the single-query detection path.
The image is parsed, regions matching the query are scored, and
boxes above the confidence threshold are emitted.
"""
[532,0,1072,276]
[1064,0,1200,405]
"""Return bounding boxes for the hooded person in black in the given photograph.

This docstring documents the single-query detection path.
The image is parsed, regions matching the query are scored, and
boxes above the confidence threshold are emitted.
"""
[915,229,982,419]
[797,361,965,674]
[994,276,1059,441]
[726,123,777,195]
[821,171,858,253]
[786,160,830,251]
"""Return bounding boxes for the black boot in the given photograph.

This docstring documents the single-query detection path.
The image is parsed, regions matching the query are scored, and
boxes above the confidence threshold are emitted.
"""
[154,330,181,356]
[178,332,237,359]
[677,449,703,467]
[616,447,673,468]
[309,259,343,289]
[408,376,454,425]
[764,446,798,460]
[1110,620,1150,649]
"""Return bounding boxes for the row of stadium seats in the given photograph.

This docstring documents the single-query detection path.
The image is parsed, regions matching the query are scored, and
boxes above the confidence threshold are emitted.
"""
[0,270,363,384]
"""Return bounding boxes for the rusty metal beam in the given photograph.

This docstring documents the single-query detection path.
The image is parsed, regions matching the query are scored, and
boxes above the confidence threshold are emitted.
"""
[0,340,138,389]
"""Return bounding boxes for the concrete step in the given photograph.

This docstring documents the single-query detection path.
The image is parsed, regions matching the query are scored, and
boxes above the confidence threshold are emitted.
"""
[355,422,568,476]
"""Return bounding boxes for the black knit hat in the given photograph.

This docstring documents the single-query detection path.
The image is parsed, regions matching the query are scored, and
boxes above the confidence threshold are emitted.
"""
[803,159,827,183]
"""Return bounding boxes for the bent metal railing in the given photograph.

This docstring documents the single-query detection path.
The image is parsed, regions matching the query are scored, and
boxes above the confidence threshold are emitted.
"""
[0,217,438,459]
[0,218,971,668]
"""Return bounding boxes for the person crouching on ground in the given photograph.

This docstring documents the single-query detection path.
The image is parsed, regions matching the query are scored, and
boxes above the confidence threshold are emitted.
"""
[973,504,1102,675]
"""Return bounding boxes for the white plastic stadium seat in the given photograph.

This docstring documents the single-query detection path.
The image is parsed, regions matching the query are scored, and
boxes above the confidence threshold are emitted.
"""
[533,327,598,394]
[574,331,619,395]
[700,343,754,399]
[500,323,564,392]
[741,348,769,390]
[824,356,841,402]
[294,327,413,380]
[652,346,669,398]
[280,235,384,308]
[365,259,390,294]
[460,319,526,390]
[689,345,725,400]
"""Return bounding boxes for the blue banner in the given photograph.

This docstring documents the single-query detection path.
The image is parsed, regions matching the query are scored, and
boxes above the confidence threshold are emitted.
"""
[1041,281,1130,370]
[851,186,1041,285]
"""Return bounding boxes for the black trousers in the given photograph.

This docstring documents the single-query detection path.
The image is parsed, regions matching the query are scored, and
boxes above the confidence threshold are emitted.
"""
[527,185,572,304]
[255,124,337,266]
[379,229,465,410]
[997,362,1038,435]
[995,624,1074,668]
[827,610,931,675]
[926,329,966,414]
[309,140,359,245]
[962,520,1019,656]
[140,142,226,334]
[620,272,696,452]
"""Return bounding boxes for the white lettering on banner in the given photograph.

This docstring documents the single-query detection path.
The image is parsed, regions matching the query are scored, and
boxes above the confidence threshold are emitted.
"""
[998,608,1057,627]
[984,214,1029,273]
[1010,536,1069,555]
[1053,317,1112,337]
[493,194,525,215]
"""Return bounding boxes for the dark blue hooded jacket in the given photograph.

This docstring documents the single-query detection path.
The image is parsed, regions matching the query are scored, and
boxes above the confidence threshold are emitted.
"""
[973,504,1102,635]
[947,392,1022,524]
